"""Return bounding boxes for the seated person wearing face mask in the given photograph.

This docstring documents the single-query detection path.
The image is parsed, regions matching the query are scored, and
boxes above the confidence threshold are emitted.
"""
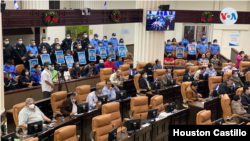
[222,62,237,73]
[81,62,97,77]
[102,80,120,101]
[241,86,250,107]
[70,62,81,79]
[104,55,116,73]
[164,54,174,65]
[18,98,55,134]
[164,39,174,57]
[194,67,206,81]
[161,69,172,88]
[114,56,124,70]
[95,59,105,74]
[3,60,17,79]
[86,87,102,109]
[218,78,234,95]
[60,92,79,116]
[231,95,246,116]
[229,71,244,89]
[182,68,194,82]
[4,71,17,92]
[110,70,124,84]
[205,63,217,77]
[139,71,151,94]
[19,69,33,89]
[198,54,209,66]
[186,81,203,101]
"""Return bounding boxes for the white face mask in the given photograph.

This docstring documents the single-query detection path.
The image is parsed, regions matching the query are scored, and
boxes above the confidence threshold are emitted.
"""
[29,104,35,109]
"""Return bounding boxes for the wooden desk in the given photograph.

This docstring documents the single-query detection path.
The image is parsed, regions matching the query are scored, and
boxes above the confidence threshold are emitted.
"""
[114,80,136,97]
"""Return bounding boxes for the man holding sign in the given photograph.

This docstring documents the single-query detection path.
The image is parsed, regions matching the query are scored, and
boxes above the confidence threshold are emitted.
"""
[186,39,197,60]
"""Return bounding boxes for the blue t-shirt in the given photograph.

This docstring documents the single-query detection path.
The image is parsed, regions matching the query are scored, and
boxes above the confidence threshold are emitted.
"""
[31,72,41,83]
[182,39,189,45]
[209,44,220,54]
[197,43,208,54]
[114,60,124,69]
[95,63,105,72]
[95,46,100,55]
[102,40,109,48]
[164,44,174,53]
[199,37,208,42]
[3,65,17,79]
[109,38,118,48]
[90,38,99,47]
[26,44,38,56]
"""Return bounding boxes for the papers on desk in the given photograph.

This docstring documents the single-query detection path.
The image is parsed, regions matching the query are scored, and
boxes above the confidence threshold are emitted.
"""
[158,112,173,120]
[74,113,83,116]
[141,123,150,128]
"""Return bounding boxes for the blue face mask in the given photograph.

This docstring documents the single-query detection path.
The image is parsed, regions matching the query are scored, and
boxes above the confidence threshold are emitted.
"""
[145,75,148,79]
[168,73,171,76]
[113,36,116,38]
[168,42,171,45]
[78,46,82,49]
[188,73,191,76]
[109,58,112,62]
[99,44,103,46]
[249,91,250,94]
[30,54,33,57]
[228,65,231,69]
[56,41,60,44]
[6,65,11,67]
[5,41,9,44]
[97,94,102,97]
[235,74,238,78]
[43,51,47,54]
[48,65,51,69]
[39,68,41,71]
[33,43,36,46]
[67,36,70,39]
[57,46,60,50]
[51,67,54,70]
[120,43,124,45]
[67,54,71,56]
[203,36,206,37]
[19,41,23,44]
[25,72,29,75]
[72,99,76,102]
[104,39,107,41]
[77,65,79,68]
[43,41,47,44]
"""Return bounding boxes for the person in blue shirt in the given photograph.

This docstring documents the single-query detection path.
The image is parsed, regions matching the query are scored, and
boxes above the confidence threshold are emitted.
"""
[205,63,217,76]
[209,39,220,59]
[3,60,17,79]
[95,59,105,74]
[186,39,197,60]
[90,33,99,47]
[109,33,118,50]
[199,33,208,43]
[182,34,189,45]
[95,41,102,64]
[197,38,208,59]
[102,79,120,101]
[102,36,109,49]
[114,56,124,70]
[153,59,162,70]
[31,64,41,86]
[26,39,38,57]
[158,18,165,25]
[164,39,174,57]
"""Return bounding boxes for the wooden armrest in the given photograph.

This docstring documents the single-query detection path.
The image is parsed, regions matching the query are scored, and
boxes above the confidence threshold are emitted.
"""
[211,121,215,125]
[149,105,152,109]
[244,105,248,108]
[124,118,130,122]
[164,103,168,107]
[140,89,147,91]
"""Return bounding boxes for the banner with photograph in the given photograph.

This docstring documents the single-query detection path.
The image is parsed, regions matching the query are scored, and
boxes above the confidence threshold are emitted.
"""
[88,49,96,61]
[188,44,196,55]
[109,48,116,59]
[56,51,65,64]
[78,52,86,65]
[65,56,74,68]
[176,47,184,58]
[118,46,127,57]
[100,47,107,59]
[29,59,38,73]
[40,54,51,65]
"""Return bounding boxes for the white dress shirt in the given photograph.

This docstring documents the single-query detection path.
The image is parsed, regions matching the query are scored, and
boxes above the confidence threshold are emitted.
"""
[86,91,99,108]
[41,69,53,92]
[71,100,77,113]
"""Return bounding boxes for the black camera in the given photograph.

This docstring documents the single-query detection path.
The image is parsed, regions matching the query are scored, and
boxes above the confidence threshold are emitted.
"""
[55,65,68,73]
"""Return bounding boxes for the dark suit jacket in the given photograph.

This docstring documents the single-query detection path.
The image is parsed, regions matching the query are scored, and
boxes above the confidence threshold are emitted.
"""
[139,77,150,93]
[70,67,81,79]
[241,93,250,106]
[60,97,78,116]
[81,65,97,77]
[218,81,228,95]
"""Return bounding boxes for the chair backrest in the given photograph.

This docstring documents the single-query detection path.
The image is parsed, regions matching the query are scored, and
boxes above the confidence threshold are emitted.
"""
[15,64,25,76]
[51,91,67,114]
[13,102,25,127]
[174,59,186,65]
[76,85,91,104]
[222,63,235,69]
[221,94,232,122]
[68,68,72,74]
[15,75,20,88]
[92,114,113,141]
[24,137,39,141]
[239,61,250,74]
[153,69,166,81]
[246,71,250,81]
[54,125,78,141]
[96,81,106,89]
[180,82,192,101]
[150,95,164,113]
[173,69,185,84]
[149,61,155,67]
[196,110,213,125]
[134,73,141,91]
[208,76,222,92]
[102,102,122,128]
[100,68,112,82]
[130,96,148,121]
[188,66,199,74]
[190,60,198,66]
[236,87,243,96]
[124,53,130,61]
[247,122,250,125]
[136,62,147,72]
[119,64,130,79]
[223,72,232,82]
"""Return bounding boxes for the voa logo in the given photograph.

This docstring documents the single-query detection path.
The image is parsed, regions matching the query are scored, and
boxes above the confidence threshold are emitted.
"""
[220,7,238,25]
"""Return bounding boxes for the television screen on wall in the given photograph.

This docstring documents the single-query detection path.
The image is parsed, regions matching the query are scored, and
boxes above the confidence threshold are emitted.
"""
[146,11,176,31]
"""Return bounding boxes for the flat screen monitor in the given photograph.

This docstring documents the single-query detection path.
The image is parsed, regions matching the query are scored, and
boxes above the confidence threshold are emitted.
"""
[1,132,15,141]
[27,121,43,135]
[147,108,159,119]
[214,118,223,125]
[77,102,89,113]
[166,102,175,113]
[226,86,234,94]
[245,81,250,87]
[116,90,127,100]
[183,76,194,82]
[247,104,250,114]
[98,95,108,105]
[108,127,120,141]
[213,89,218,98]
[146,11,176,31]
[199,74,208,80]
[216,71,224,77]
[151,82,161,90]
[167,78,176,86]
[126,119,141,135]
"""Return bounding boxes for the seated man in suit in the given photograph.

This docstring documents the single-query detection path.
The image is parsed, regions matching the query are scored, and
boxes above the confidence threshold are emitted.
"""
[229,71,244,90]
[161,68,172,88]
[109,70,124,84]
[231,95,246,116]
[218,78,234,95]
[18,98,55,134]
[102,80,120,101]
[241,86,250,107]
[60,92,79,116]
[139,71,151,94]
[86,87,102,109]
[186,81,203,101]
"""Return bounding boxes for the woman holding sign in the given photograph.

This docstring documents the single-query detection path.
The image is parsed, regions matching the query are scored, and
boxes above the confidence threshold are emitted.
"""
[185,39,197,60]
[23,51,37,72]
